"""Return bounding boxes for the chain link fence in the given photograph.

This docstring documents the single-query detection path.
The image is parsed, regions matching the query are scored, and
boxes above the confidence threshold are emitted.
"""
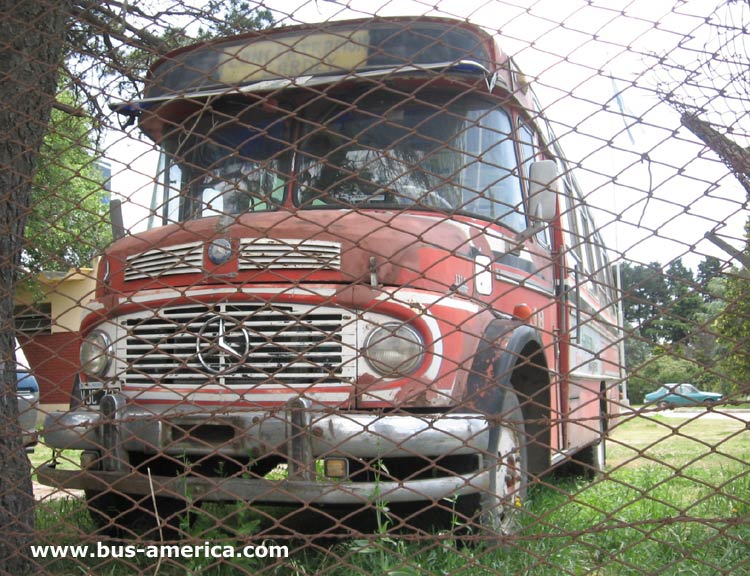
[2,0,749,574]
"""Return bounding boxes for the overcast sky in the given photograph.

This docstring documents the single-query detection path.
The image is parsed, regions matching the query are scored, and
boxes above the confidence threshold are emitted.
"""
[109,0,747,271]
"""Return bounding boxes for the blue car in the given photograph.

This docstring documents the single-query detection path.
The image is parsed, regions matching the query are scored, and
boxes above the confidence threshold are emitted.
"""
[15,341,39,451]
[17,370,39,450]
[644,383,722,409]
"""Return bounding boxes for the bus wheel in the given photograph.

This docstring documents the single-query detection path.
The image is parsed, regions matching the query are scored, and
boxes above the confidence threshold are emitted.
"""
[459,389,528,537]
[584,416,606,476]
[560,416,606,479]
[85,490,188,539]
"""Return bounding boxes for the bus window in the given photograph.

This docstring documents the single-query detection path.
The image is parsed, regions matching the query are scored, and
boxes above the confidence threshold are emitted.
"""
[562,181,583,265]
[155,108,292,222]
[295,91,528,231]
[149,150,184,228]
[578,210,597,281]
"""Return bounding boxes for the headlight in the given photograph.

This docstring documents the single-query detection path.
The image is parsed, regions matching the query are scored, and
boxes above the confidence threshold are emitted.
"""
[364,322,425,377]
[80,330,112,377]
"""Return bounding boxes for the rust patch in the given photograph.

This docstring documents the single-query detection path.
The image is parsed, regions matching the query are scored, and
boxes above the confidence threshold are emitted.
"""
[393,379,431,406]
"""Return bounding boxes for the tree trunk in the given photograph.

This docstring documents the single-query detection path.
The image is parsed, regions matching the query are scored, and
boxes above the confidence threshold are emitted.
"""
[0,1,69,572]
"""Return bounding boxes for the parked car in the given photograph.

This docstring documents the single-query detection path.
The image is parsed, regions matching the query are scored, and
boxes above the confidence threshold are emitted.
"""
[17,370,39,450]
[15,341,39,451]
[644,383,722,409]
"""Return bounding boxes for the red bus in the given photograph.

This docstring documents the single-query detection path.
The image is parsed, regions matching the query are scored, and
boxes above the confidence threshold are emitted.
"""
[41,17,624,537]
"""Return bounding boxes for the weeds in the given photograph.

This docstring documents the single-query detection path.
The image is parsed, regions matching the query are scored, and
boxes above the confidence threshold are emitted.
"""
[32,413,750,575]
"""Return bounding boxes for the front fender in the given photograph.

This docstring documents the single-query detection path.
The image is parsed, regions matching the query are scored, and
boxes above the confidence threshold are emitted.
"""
[465,320,544,417]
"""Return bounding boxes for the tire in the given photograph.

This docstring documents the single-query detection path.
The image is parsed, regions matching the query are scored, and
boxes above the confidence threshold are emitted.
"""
[559,413,606,479]
[86,489,189,540]
[458,388,528,537]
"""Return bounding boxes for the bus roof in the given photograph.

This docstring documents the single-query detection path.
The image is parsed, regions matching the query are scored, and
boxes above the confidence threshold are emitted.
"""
[113,17,534,117]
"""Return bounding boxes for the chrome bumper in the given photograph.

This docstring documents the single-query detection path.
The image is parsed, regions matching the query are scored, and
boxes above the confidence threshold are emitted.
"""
[40,394,492,504]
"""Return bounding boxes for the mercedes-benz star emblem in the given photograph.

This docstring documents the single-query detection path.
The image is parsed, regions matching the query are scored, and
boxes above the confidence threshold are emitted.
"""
[196,316,251,373]
[207,238,232,265]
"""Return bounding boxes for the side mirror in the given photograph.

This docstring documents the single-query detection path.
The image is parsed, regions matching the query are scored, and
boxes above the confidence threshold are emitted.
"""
[110,198,125,240]
[528,160,560,222]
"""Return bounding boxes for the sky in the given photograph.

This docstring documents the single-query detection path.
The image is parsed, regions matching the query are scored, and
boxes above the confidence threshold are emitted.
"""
[107,0,748,271]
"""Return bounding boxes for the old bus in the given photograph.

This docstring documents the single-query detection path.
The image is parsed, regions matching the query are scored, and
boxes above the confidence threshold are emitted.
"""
[40,17,624,536]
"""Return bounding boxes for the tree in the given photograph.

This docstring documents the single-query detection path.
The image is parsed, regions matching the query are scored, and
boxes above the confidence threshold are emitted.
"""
[620,261,670,344]
[0,2,275,571]
[620,256,727,394]
[662,258,704,345]
[19,0,276,276]
[66,0,274,117]
[656,2,750,396]
[715,220,750,397]
[657,0,750,203]
[22,91,110,273]
[0,0,69,571]
[697,256,723,302]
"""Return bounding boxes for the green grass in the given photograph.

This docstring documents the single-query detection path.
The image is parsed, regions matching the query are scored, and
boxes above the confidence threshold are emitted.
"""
[32,413,750,575]
[28,443,81,482]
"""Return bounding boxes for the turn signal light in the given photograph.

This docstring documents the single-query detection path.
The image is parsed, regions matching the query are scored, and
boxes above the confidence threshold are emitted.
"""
[513,303,533,321]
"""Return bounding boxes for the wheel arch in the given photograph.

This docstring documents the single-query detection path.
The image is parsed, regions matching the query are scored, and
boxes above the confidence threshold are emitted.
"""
[466,321,552,478]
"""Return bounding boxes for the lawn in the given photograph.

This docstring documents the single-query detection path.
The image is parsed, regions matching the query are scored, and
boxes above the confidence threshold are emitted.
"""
[32,411,750,575]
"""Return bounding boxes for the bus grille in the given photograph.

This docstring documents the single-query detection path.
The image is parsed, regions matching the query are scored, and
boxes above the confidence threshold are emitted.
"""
[120,303,354,387]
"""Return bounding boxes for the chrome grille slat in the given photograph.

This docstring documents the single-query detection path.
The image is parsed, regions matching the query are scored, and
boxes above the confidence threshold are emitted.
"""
[120,303,353,387]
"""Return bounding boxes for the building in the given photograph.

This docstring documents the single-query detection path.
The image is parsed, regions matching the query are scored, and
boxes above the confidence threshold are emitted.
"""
[15,267,96,408]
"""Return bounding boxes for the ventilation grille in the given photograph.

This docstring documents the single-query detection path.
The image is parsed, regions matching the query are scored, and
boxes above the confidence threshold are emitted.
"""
[120,303,354,387]
[238,238,341,270]
[125,241,204,281]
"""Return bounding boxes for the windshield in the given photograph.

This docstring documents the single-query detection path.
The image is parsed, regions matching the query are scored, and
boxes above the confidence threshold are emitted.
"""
[151,93,527,231]
[152,105,291,225]
[295,92,526,230]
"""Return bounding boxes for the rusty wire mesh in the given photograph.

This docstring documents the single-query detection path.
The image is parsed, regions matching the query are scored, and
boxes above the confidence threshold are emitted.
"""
[2,0,750,574]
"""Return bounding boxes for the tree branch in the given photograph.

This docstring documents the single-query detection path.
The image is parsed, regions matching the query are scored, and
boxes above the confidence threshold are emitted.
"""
[680,112,750,196]
[51,100,87,117]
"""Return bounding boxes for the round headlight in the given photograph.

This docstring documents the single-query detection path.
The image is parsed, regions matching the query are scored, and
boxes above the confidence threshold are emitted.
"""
[364,323,425,377]
[80,330,112,377]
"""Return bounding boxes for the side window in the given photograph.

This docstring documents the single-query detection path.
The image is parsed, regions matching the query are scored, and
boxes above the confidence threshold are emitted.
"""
[577,210,596,280]
[592,234,610,300]
[462,107,527,231]
[518,122,537,181]
[149,148,183,229]
[562,181,583,267]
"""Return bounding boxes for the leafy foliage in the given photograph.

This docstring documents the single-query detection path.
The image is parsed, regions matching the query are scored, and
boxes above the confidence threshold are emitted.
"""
[715,220,750,396]
[24,91,110,273]
[66,0,274,115]
[620,256,733,400]
[22,0,277,274]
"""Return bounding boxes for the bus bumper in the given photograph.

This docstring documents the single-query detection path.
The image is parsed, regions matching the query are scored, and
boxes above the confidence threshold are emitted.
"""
[39,394,492,504]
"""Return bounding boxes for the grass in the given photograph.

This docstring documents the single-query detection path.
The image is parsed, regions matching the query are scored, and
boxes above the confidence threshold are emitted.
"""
[31,411,750,575]
[28,443,81,482]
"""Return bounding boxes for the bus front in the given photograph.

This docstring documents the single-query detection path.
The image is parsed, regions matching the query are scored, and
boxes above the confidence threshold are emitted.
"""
[40,18,556,536]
